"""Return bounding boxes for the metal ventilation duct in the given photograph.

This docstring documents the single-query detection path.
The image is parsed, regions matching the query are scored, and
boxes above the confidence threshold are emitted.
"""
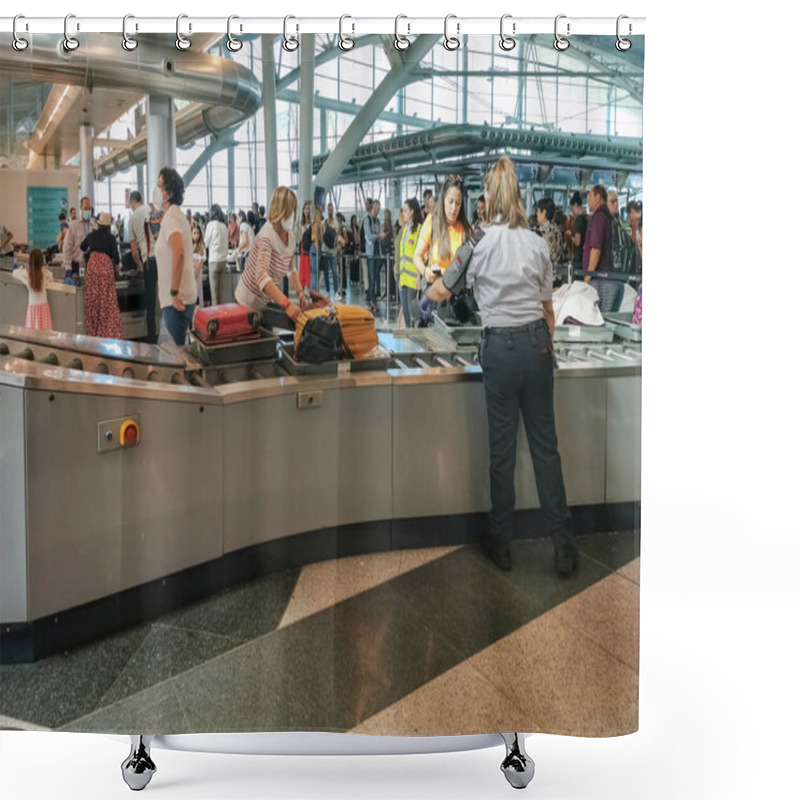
[0,33,262,179]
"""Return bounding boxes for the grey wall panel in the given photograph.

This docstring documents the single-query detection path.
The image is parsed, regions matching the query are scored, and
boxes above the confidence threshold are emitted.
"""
[392,382,491,518]
[0,385,28,623]
[223,386,392,553]
[605,375,642,503]
[24,390,223,620]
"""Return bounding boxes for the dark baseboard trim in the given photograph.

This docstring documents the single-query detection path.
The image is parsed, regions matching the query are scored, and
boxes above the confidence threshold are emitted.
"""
[0,504,638,664]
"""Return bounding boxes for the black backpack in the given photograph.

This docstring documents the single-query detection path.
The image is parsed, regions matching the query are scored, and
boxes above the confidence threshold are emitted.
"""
[301,225,312,252]
[322,221,337,249]
[295,310,345,363]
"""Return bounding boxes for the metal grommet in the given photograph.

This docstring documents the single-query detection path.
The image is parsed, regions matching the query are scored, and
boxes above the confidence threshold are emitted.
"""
[226,15,243,52]
[12,15,29,51]
[175,14,191,51]
[499,14,516,51]
[443,14,460,51]
[122,15,138,51]
[283,15,299,52]
[554,14,570,51]
[338,15,355,51]
[394,15,410,51]
[616,15,632,51]
[63,14,80,52]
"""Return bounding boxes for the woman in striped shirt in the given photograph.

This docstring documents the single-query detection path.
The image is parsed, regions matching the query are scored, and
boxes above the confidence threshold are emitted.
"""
[234,187,308,323]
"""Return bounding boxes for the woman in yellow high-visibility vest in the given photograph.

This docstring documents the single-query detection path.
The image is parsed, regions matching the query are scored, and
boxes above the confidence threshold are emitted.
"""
[395,197,425,327]
[413,174,472,325]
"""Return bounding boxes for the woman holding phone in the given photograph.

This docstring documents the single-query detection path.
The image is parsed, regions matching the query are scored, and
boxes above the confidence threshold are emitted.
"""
[413,174,471,325]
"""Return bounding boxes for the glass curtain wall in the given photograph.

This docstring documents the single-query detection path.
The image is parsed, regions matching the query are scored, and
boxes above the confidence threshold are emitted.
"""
[92,35,643,219]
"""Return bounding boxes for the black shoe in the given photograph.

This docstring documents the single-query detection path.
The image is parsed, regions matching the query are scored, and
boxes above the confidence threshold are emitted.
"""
[554,541,579,577]
[480,536,512,571]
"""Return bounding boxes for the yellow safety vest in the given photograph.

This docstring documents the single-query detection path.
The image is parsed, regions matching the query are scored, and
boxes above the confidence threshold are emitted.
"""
[398,224,420,290]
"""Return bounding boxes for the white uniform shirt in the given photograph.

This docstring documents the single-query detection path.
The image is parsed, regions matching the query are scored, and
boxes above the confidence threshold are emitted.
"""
[204,220,229,262]
[128,204,149,264]
[154,205,197,309]
[62,218,97,266]
[467,223,553,329]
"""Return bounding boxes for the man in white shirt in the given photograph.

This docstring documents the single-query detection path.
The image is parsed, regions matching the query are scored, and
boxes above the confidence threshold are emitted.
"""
[62,196,97,278]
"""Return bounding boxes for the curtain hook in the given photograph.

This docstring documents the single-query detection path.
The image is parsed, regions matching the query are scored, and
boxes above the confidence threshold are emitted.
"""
[227,15,243,52]
[175,14,191,51]
[122,15,138,51]
[499,14,516,51]
[63,14,80,52]
[394,15,410,51]
[554,14,570,51]
[616,15,632,51]
[12,15,29,52]
[443,14,460,51]
[283,15,299,52]
[338,15,355,51]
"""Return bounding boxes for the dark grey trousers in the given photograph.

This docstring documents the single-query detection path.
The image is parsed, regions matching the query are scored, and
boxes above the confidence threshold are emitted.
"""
[479,319,573,547]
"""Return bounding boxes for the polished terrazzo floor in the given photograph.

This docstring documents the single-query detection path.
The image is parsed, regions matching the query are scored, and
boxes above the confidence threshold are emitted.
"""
[0,530,639,737]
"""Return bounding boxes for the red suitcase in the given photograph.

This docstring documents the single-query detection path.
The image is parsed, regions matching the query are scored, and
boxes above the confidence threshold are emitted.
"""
[193,303,260,343]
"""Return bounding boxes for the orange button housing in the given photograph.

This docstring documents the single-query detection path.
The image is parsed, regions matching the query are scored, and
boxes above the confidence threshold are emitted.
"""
[120,420,139,446]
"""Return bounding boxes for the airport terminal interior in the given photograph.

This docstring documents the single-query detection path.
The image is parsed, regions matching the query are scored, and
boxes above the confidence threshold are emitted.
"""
[0,30,642,735]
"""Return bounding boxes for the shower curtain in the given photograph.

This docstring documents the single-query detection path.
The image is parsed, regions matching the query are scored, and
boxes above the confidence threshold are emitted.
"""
[0,25,642,745]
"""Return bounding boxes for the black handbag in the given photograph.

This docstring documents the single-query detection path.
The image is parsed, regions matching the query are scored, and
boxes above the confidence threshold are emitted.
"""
[295,308,345,363]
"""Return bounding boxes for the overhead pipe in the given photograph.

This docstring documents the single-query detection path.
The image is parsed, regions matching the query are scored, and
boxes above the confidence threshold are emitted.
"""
[0,33,262,179]
[296,123,642,178]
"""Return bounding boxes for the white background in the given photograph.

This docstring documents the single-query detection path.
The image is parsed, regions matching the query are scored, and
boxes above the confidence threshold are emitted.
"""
[2,1,799,798]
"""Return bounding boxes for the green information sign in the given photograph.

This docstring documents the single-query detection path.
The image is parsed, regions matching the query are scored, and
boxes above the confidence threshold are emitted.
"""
[27,186,69,250]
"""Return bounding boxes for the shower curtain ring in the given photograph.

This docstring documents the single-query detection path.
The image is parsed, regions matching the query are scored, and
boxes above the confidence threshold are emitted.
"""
[443,14,460,51]
[63,14,80,52]
[175,14,191,50]
[227,15,243,52]
[499,14,516,51]
[616,15,632,51]
[394,15,410,51]
[122,15,138,51]
[554,14,570,51]
[283,16,299,52]
[338,15,355,51]
[12,15,29,51]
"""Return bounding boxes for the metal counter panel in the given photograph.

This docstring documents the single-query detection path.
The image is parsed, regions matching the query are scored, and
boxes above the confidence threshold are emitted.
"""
[0,273,85,335]
[0,385,28,623]
[605,375,642,503]
[223,385,392,553]
[392,381,491,517]
[515,376,607,508]
[24,390,223,620]
[392,375,607,519]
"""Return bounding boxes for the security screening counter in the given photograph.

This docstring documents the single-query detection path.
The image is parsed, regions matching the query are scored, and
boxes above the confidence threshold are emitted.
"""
[0,322,640,663]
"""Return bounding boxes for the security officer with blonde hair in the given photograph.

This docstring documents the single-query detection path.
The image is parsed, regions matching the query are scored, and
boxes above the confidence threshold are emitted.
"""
[427,156,578,576]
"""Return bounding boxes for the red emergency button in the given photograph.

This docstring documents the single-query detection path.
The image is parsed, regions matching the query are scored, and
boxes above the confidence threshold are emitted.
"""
[120,419,140,446]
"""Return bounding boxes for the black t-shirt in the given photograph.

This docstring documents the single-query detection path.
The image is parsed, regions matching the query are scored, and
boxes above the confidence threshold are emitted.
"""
[572,213,588,265]
[81,228,120,265]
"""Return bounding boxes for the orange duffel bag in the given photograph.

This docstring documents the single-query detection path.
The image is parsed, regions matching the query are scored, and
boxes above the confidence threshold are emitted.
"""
[333,304,379,359]
[294,304,378,360]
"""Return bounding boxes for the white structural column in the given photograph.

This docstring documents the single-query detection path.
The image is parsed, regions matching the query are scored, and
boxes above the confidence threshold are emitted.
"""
[313,35,438,194]
[298,34,315,208]
[79,124,95,206]
[227,144,236,212]
[261,34,280,202]
[146,95,176,203]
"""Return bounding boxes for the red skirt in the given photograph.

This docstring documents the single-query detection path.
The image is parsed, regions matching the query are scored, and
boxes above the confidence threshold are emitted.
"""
[299,249,311,288]
[26,301,53,331]
[84,252,123,339]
